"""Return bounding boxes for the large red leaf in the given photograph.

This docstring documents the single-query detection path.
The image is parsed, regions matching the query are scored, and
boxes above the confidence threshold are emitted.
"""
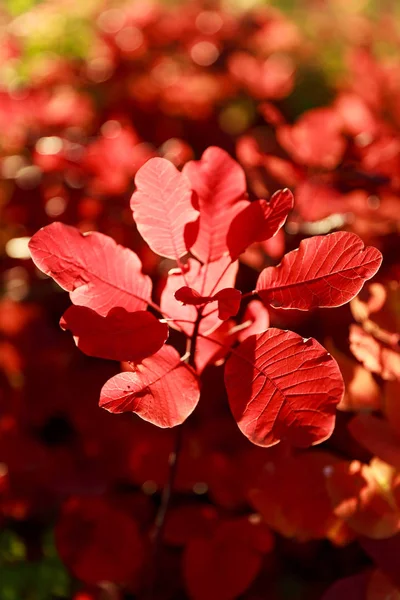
[161,257,238,336]
[225,328,343,447]
[130,157,199,259]
[256,231,382,310]
[60,306,168,363]
[28,222,151,316]
[182,146,248,263]
[227,189,294,259]
[99,345,200,427]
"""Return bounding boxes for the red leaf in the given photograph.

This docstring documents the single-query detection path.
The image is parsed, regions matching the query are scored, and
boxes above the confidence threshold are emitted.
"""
[175,286,208,306]
[195,320,239,374]
[225,328,343,447]
[277,107,345,169]
[99,345,200,427]
[55,497,143,585]
[60,306,168,363]
[28,222,151,316]
[130,157,199,259]
[214,288,242,320]
[348,414,400,470]
[183,517,272,600]
[322,573,369,600]
[325,457,400,539]
[183,147,248,263]
[161,257,238,336]
[360,535,400,590]
[367,569,400,600]
[164,504,219,547]
[174,286,241,320]
[326,341,381,412]
[248,450,349,542]
[256,232,382,310]
[227,189,294,259]
[349,324,400,380]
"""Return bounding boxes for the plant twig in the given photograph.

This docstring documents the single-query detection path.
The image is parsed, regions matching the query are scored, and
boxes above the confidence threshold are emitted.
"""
[146,308,202,599]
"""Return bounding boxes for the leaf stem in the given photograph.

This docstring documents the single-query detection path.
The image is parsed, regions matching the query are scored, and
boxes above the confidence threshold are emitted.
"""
[146,308,202,598]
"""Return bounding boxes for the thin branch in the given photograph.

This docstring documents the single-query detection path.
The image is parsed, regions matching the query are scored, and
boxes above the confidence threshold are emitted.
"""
[146,308,202,599]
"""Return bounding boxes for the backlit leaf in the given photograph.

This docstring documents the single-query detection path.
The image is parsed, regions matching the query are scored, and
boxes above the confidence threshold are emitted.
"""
[183,147,248,263]
[131,157,199,259]
[227,189,294,259]
[29,222,151,316]
[100,345,200,427]
[60,306,168,362]
[257,232,382,310]
[225,328,343,447]
[349,324,400,380]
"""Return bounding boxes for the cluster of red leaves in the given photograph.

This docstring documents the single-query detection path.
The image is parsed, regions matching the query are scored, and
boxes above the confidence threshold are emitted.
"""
[25,146,384,597]
[238,47,400,246]
[0,0,299,256]
[2,1,400,599]
[28,147,381,445]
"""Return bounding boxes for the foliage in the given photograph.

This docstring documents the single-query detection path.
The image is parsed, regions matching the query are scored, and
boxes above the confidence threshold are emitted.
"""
[1,0,400,599]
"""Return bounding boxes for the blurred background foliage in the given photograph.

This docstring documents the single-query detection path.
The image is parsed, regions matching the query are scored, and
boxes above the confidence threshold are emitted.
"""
[1,0,399,81]
[2,0,400,599]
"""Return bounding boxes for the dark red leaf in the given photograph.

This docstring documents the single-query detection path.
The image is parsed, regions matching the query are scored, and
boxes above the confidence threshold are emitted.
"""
[28,222,151,316]
[175,286,208,306]
[348,414,400,470]
[183,146,248,263]
[322,573,369,600]
[130,157,199,259]
[99,345,200,427]
[256,231,382,310]
[248,450,349,542]
[225,328,343,447]
[214,288,242,320]
[227,189,294,259]
[55,497,143,585]
[164,504,219,547]
[183,516,273,600]
[60,306,168,362]
[360,535,400,590]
